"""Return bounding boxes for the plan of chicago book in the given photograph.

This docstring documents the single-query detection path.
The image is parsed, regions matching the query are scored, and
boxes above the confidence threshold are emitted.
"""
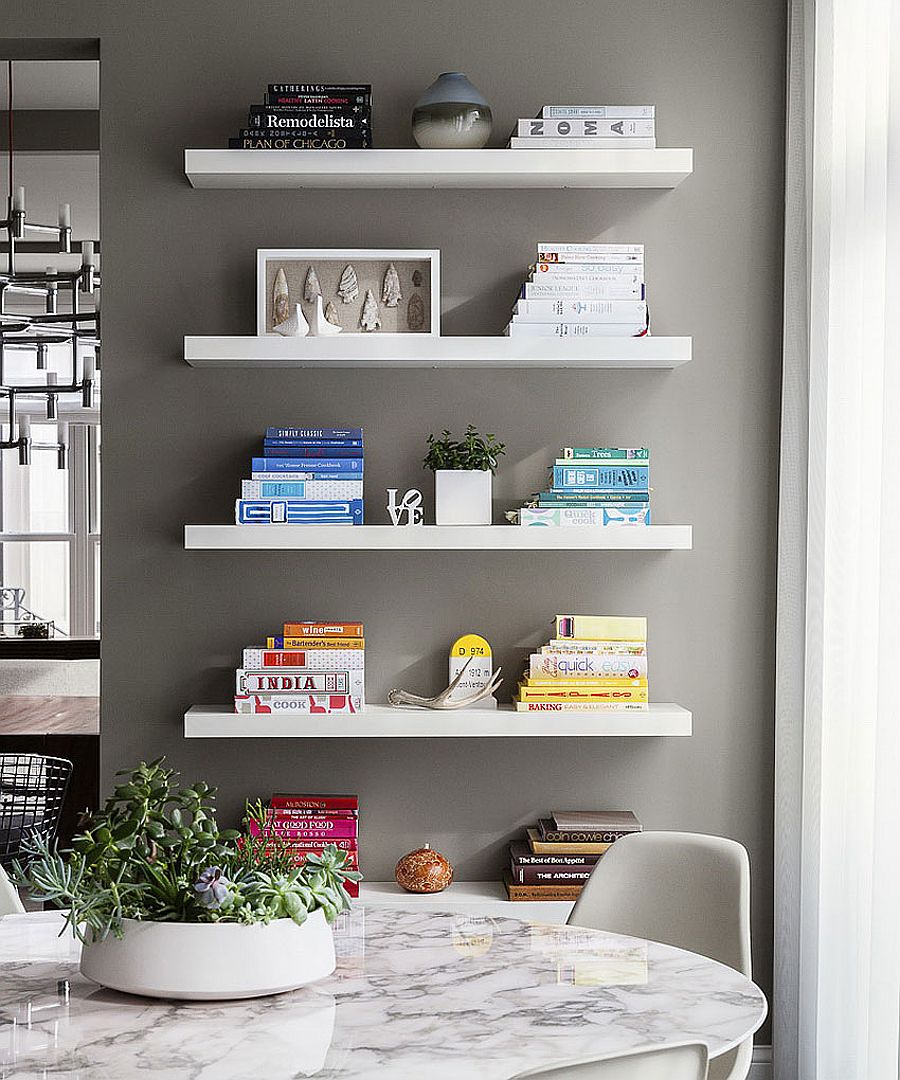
[516,119,655,137]
[230,136,371,149]
[540,106,655,119]
[252,457,363,474]
[551,810,642,832]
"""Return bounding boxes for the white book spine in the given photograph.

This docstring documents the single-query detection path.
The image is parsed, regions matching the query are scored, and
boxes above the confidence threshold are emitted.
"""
[250,471,318,481]
[514,299,648,321]
[537,252,643,265]
[242,648,366,670]
[532,263,644,275]
[540,105,655,119]
[509,136,656,149]
[523,283,642,298]
[236,668,365,696]
[506,321,648,337]
[527,279,643,297]
[537,243,644,255]
[242,479,364,500]
[234,694,364,714]
[518,119,655,137]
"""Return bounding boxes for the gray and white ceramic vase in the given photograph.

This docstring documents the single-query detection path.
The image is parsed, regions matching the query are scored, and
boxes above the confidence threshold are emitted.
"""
[412,73,492,149]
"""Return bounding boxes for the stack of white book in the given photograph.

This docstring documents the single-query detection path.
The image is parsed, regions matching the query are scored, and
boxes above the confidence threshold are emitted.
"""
[505,243,648,338]
[508,105,656,149]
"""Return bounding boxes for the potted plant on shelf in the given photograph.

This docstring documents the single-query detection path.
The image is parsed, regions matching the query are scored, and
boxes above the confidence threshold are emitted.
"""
[14,758,360,1001]
[423,425,506,525]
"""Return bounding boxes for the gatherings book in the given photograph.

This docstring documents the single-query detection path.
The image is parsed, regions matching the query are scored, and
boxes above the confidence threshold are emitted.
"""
[235,621,365,714]
[504,244,649,338]
[251,792,360,897]
[512,615,649,712]
[512,446,651,527]
[236,426,364,524]
[229,84,372,149]
[505,809,642,900]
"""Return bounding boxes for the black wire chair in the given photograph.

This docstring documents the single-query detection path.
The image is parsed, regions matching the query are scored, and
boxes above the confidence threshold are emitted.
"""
[0,754,72,870]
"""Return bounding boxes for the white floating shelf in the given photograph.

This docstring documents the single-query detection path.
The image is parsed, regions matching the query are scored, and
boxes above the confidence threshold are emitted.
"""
[184,524,692,552]
[184,148,693,190]
[183,335,691,369]
[184,703,692,739]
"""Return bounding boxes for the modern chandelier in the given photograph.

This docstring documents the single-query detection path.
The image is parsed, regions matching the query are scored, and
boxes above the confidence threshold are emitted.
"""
[0,59,98,469]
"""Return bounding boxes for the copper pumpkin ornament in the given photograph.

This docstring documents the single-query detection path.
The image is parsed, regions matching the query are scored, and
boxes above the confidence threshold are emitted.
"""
[395,844,453,893]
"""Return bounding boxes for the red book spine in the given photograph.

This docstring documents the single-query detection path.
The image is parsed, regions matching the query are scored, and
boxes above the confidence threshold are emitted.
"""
[250,819,357,840]
[271,795,358,810]
[267,816,358,836]
[270,807,358,818]
[284,838,358,852]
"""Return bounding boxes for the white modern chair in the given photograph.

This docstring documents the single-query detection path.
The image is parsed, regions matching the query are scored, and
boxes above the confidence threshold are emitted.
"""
[567,832,752,1080]
[510,1041,708,1079]
[0,864,25,915]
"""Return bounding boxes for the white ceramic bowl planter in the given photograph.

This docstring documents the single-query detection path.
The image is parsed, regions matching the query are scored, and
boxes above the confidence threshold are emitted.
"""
[80,908,335,1000]
[434,469,492,525]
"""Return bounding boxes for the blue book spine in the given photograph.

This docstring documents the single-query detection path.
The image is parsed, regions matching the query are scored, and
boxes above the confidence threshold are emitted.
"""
[236,499,364,525]
[263,438,364,449]
[252,457,364,475]
[265,427,363,440]
[261,446,364,458]
[551,464,650,491]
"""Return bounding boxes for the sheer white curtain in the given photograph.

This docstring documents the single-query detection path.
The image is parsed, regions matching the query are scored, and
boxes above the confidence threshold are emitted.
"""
[775,0,900,1076]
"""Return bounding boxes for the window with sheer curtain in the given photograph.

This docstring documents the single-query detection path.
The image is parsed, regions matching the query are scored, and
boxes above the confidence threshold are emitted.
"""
[0,422,99,637]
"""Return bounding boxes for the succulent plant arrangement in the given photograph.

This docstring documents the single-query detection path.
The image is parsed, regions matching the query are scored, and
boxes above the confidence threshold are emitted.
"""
[423,425,506,474]
[14,759,360,944]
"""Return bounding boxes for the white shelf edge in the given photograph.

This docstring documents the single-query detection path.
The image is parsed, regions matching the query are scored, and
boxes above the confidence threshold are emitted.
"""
[184,703,693,739]
[184,524,693,552]
[183,335,691,369]
[184,148,694,190]
[358,881,575,919]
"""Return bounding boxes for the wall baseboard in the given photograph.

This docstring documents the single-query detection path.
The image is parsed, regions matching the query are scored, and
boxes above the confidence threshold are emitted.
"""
[749,1044,772,1079]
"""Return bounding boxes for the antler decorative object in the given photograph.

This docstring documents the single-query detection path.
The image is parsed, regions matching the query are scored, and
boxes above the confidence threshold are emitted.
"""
[387,657,503,710]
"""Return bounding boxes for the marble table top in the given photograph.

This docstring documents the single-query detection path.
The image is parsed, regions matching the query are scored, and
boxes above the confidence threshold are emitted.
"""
[0,907,766,1080]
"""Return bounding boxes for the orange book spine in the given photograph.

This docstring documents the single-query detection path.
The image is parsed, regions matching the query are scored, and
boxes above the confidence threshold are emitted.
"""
[283,622,364,638]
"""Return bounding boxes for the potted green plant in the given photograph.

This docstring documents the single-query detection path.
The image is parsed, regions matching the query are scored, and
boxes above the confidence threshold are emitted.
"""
[423,425,506,525]
[14,759,360,1001]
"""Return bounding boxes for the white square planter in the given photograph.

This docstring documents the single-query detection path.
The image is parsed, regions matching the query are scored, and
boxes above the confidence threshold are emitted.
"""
[434,469,493,525]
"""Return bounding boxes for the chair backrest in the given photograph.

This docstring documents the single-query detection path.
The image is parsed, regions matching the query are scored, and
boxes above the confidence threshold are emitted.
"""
[509,1041,709,1079]
[568,831,751,977]
[0,754,72,869]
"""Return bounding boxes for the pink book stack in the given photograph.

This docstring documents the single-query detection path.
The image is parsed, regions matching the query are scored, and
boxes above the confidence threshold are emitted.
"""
[250,792,360,897]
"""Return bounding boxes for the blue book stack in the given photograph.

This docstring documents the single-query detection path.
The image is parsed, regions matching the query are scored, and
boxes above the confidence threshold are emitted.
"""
[235,426,365,525]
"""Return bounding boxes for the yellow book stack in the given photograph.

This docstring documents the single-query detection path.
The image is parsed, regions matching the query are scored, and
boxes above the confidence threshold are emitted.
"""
[513,615,649,712]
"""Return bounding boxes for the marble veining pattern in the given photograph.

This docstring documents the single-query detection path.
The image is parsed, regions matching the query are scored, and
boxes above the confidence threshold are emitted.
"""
[0,908,766,1079]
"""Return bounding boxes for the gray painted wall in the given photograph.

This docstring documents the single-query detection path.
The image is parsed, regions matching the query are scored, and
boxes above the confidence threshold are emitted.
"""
[3,0,784,1029]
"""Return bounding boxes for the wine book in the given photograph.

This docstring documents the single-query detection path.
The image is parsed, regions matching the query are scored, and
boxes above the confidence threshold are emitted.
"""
[509,864,593,885]
[514,700,648,711]
[284,622,364,638]
[242,480,364,500]
[514,299,647,321]
[234,693,363,714]
[540,106,655,119]
[252,457,363,474]
[555,615,647,641]
[236,669,364,697]
[516,119,655,138]
[517,686,649,703]
[267,636,365,650]
[235,499,364,525]
[509,841,601,867]
[552,464,649,491]
[541,639,647,655]
[506,322,648,338]
[562,448,649,461]
[539,817,639,843]
[503,871,584,901]
[529,653,648,679]
[519,506,651,527]
[552,810,642,832]
[271,794,358,810]
[526,828,613,855]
